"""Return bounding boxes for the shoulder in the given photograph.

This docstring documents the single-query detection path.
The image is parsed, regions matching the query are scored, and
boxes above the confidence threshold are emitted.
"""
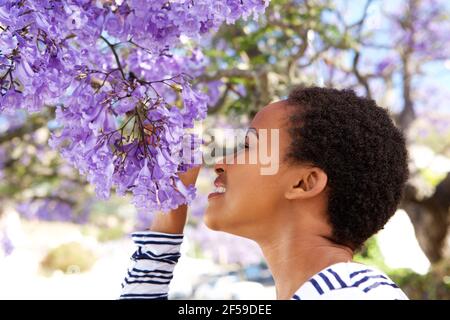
[317,285,408,300]
[292,262,409,300]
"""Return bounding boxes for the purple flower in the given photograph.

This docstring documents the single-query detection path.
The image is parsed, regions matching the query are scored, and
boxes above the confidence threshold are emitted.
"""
[206,80,224,106]
[115,97,136,115]
[1,0,269,215]
[0,90,22,115]
[137,158,152,185]
[181,83,209,127]
[16,199,73,223]
[1,231,14,256]
[375,57,396,75]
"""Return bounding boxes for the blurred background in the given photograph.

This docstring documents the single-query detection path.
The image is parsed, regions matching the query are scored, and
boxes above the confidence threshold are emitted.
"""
[1,0,449,299]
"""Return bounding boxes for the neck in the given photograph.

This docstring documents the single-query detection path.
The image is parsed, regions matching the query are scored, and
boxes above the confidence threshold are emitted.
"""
[256,225,353,300]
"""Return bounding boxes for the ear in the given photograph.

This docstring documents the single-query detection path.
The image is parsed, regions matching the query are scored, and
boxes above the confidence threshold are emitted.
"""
[284,167,328,200]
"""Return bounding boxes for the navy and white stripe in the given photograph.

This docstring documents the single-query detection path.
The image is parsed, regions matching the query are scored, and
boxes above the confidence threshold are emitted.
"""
[291,262,408,300]
[120,231,408,300]
[119,231,184,300]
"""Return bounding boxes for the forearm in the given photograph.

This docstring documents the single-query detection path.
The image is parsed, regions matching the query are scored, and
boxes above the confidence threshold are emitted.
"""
[119,230,183,300]
[150,204,188,234]
[120,165,200,299]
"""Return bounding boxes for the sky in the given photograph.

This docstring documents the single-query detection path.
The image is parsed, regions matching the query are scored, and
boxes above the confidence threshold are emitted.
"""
[333,0,450,113]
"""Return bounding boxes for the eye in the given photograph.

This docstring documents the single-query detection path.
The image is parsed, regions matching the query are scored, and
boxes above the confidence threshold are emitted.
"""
[232,142,246,154]
[230,136,249,155]
[243,139,250,149]
[240,135,251,149]
[238,141,249,150]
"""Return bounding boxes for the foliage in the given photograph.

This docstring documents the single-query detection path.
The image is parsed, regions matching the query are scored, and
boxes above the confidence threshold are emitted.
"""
[354,236,391,272]
[355,236,450,299]
[389,260,450,300]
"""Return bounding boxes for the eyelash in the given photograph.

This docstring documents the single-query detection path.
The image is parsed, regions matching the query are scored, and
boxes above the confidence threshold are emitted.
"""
[232,135,252,154]
[242,137,250,149]
[235,140,249,152]
[236,142,248,149]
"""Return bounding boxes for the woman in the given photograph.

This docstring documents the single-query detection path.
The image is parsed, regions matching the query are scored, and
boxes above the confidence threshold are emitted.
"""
[119,86,409,300]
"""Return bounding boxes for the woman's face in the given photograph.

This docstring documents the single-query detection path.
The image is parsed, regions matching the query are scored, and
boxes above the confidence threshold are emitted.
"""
[204,100,296,239]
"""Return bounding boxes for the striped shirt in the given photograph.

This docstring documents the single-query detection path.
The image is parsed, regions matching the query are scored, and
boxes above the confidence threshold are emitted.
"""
[119,230,408,300]
[290,262,408,300]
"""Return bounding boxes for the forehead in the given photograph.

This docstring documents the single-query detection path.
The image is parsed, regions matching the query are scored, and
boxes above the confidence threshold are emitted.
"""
[250,100,290,129]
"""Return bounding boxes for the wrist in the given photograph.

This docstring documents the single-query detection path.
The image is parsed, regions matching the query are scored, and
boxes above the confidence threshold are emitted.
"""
[149,204,188,234]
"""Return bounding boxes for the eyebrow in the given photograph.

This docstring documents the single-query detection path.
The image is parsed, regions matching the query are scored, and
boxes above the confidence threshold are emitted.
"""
[246,127,259,138]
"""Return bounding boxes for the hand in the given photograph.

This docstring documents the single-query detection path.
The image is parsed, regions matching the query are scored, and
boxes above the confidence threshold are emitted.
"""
[149,164,202,234]
[178,164,201,188]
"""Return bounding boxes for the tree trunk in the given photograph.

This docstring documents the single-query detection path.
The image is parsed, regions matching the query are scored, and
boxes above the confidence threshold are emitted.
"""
[401,173,450,263]
[394,0,450,263]
[397,55,416,131]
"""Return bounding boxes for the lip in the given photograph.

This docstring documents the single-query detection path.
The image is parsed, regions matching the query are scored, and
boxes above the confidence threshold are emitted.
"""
[214,177,226,188]
[207,191,225,200]
[210,176,226,200]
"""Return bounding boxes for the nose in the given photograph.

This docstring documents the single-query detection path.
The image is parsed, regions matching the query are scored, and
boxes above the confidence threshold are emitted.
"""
[214,159,225,175]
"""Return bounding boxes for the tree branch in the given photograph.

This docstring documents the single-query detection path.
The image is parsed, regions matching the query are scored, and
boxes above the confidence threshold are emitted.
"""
[207,83,231,115]
[287,30,309,82]
[195,68,256,84]
[352,51,372,99]
[100,35,126,80]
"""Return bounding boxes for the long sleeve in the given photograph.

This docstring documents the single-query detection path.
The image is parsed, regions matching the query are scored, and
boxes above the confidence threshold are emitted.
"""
[119,230,184,300]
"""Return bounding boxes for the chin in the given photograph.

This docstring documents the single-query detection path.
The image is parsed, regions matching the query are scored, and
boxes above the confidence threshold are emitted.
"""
[203,213,222,231]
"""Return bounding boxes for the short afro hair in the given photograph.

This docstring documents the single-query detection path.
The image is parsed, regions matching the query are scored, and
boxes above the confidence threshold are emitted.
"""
[285,86,409,250]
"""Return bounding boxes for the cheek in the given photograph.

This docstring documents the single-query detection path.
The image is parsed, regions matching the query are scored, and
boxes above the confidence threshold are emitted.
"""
[205,169,279,231]
[226,166,267,211]
[237,173,284,220]
[202,167,255,229]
